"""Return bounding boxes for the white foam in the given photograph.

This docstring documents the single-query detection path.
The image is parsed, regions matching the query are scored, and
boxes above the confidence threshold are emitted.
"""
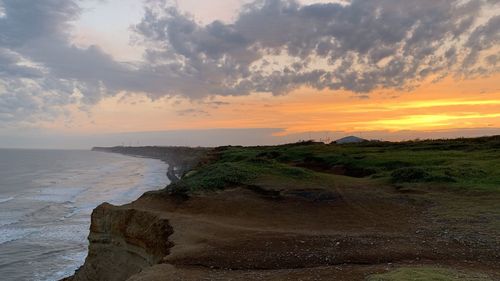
[28,186,89,204]
[0,207,25,229]
[31,223,88,243]
[0,151,169,280]
[0,197,14,204]
[0,219,16,228]
[0,227,36,245]
[41,250,88,281]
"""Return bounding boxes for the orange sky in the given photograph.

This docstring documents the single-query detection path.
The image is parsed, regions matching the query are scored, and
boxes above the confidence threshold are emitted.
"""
[2,0,500,149]
[46,73,500,139]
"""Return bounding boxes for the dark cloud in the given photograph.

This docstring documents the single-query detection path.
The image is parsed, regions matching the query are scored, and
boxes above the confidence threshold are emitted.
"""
[0,0,499,126]
[135,0,499,95]
[0,0,102,124]
[0,48,43,78]
[0,0,79,47]
[0,0,170,125]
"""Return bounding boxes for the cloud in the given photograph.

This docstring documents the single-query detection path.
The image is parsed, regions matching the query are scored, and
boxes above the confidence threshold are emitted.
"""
[0,0,499,127]
[463,15,500,73]
[0,0,98,125]
[0,0,168,125]
[176,108,210,116]
[135,0,499,95]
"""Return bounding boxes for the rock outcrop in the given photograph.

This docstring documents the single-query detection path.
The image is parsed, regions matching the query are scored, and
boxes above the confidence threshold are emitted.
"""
[68,203,173,281]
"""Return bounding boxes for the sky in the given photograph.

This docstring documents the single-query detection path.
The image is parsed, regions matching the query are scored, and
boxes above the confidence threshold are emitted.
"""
[0,0,499,148]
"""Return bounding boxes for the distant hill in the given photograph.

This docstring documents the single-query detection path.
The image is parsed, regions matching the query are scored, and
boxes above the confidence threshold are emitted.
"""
[333,136,368,144]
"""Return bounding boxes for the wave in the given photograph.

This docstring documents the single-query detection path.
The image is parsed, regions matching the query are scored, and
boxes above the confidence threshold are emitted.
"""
[0,227,36,246]
[39,251,88,281]
[0,197,14,204]
[0,151,169,280]
[0,219,18,228]
[30,186,90,204]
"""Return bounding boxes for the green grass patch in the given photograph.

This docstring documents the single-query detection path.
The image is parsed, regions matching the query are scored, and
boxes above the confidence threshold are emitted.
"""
[170,136,500,193]
[170,151,314,193]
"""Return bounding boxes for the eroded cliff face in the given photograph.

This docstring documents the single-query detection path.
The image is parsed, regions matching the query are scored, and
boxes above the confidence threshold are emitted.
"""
[69,203,173,281]
[65,186,500,281]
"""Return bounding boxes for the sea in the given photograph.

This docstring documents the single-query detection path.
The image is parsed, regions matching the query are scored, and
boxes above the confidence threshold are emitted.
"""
[0,149,169,281]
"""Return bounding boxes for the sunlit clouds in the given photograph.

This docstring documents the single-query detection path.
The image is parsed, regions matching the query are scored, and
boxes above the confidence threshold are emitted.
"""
[43,73,500,140]
[0,0,499,147]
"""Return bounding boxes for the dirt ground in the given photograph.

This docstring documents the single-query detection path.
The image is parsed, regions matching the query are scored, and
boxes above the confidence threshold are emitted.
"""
[121,174,500,281]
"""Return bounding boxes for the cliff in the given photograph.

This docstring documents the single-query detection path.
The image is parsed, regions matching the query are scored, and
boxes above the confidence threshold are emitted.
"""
[69,203,173,281]
[67,139,500,280]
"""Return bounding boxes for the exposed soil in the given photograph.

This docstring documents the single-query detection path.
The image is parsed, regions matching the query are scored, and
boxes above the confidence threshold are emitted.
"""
[117,179,500,280]
[77,140,500,280]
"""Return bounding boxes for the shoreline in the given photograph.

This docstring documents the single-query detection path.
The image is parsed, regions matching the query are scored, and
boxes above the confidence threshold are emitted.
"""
[91,146,209,184]
[68,139,500,280]
[56,153,170,281]
[102,152,175,183]
[0,150,170,281]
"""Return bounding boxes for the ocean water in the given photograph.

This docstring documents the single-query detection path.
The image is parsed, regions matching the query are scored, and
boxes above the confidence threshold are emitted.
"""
[0,149,168,281]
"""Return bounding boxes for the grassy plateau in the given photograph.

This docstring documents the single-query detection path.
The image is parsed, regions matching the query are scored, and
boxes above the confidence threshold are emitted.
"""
[172,135,500,194]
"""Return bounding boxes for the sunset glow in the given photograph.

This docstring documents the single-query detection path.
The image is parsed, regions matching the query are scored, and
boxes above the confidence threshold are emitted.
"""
[43,74,500,140]
[1,0,499,148]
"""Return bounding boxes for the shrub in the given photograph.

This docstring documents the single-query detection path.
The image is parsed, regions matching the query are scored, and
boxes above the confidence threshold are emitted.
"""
[181,162,256,191]
[256,151,282,159]
[379,160,413,170]
[278,166,313,178]
[391,167,430,183]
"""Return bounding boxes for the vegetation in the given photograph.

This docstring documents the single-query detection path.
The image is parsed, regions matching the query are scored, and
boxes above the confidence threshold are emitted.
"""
[169,135,500,194]
[367,266,493,281]
[170,153,314,193]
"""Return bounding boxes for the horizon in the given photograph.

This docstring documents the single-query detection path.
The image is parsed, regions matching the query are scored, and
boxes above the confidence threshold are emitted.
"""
[1,129,500,150]
[1,2,500,278]
[1,0,499,148]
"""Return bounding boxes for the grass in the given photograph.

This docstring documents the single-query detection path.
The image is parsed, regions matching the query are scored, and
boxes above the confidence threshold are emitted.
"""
[161,137,500,281]
[168,136,500,194]
[367,266,493,281]
[170,155,314,194]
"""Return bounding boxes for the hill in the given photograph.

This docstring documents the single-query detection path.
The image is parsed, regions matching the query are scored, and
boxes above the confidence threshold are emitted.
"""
[334,135,368,144]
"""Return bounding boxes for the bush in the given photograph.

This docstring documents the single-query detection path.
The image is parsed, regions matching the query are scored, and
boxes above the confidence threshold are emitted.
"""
[256,151,282,159]
[391,167,430,183]
[181,162,256,191]
[342,163,376,178]
[278,166,313,178]
[379,160,413,170]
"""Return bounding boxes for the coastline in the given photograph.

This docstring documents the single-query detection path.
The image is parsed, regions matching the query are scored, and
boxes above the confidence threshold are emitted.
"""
[53,153,170,281]
[67,140,500,281]
[61,147,209,280]
[91,146,210,184]
[0,150,169,281]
